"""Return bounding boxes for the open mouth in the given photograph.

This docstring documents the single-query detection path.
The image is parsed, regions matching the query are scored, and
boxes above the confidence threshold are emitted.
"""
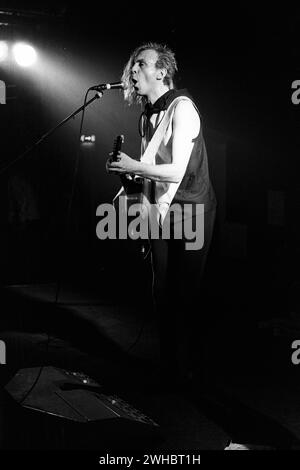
[131,78,140,92]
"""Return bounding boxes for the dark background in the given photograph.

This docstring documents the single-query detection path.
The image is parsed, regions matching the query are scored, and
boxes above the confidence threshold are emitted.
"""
[0,2,300,454]
[0,2,299,323]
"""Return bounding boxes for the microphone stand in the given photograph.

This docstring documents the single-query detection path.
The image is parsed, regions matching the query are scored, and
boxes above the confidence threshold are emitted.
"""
[0,91,103,176]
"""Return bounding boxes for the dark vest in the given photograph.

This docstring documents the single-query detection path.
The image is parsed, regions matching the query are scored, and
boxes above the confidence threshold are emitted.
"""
[173,120,217,213]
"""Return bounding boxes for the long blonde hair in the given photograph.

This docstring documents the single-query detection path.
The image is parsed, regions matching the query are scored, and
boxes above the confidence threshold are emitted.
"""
[121,42,178,105]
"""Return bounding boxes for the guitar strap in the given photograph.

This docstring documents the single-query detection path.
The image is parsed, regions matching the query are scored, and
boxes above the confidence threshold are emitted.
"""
[140,95,193,164]
[140,96,194,224]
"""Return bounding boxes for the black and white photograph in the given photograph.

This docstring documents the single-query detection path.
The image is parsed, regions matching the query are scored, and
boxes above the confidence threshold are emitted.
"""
[0,1,299,464]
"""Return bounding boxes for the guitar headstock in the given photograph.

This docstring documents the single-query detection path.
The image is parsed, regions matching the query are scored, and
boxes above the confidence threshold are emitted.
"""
[112,134,124,161]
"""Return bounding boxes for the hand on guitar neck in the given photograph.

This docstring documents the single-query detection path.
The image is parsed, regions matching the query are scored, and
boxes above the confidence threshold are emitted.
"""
[111,134,143,195]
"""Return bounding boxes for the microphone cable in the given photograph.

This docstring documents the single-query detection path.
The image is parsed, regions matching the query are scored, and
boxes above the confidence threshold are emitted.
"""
[123,239,152,355]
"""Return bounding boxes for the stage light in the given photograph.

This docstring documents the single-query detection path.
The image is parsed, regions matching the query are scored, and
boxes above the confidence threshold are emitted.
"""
[0,41,8,62]
[12,42,37,67]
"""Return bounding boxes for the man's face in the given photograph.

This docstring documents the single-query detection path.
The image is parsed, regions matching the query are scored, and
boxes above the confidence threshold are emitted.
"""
[131,49,161,97]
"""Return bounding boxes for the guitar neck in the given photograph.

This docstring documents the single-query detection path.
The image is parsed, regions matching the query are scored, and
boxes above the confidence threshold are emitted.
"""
[112,134,143,192]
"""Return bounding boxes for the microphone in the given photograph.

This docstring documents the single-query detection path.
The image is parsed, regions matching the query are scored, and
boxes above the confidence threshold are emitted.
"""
[90,81,124,91]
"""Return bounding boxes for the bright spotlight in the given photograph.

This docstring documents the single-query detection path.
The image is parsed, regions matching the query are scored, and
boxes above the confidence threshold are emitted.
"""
[0,41,8,62]
[12,42,37,67]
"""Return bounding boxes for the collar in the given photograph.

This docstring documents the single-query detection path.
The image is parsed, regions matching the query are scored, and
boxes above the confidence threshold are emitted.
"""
[139,88,194,137]
[144,89,176,119]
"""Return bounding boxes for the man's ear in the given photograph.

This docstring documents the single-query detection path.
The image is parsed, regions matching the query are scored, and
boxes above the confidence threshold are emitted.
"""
[156,68,167,81]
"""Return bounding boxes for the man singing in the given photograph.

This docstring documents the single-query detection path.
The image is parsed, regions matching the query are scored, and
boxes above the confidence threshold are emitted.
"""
[107,42,217,389]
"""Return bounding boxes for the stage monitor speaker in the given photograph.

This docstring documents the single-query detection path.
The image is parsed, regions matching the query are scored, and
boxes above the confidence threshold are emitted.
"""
[5,366,160,449]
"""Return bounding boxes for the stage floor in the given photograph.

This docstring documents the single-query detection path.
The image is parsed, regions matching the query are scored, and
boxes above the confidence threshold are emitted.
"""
[0,282,299,451]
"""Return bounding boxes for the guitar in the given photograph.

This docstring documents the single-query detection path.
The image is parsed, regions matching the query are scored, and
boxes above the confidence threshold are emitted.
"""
[111,135,151,257]
[111,134,143,197]
[111,134,144,203]
[111,134,145,230]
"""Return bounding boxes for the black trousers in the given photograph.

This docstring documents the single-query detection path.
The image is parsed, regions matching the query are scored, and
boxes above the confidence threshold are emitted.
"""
[150,209,216,377]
